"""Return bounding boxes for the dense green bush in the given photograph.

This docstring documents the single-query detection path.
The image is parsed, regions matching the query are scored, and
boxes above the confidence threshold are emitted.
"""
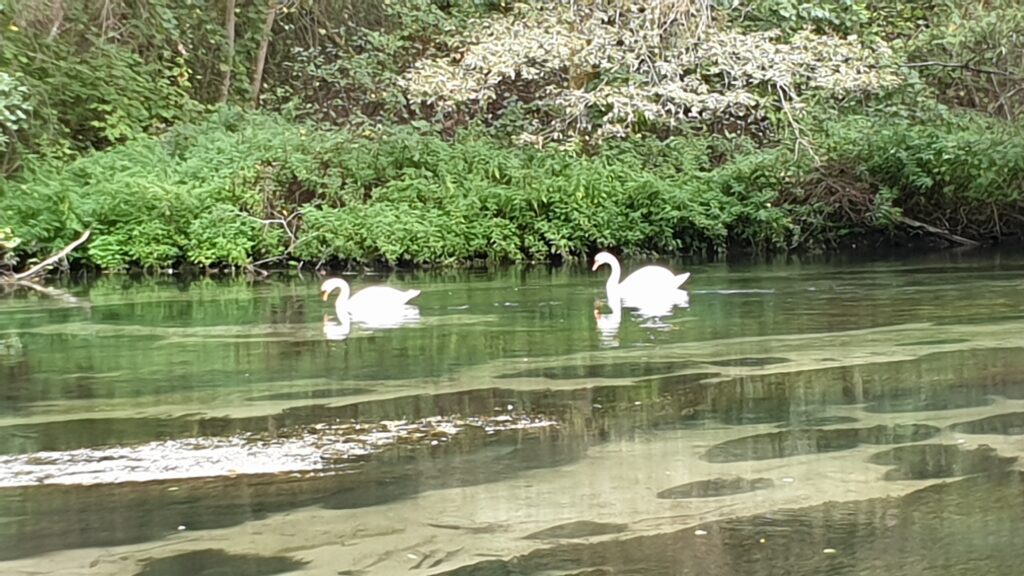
[3,108,1022,271]
[0,111,788,269]
[0,28,196,165]
[819,113,1024,237]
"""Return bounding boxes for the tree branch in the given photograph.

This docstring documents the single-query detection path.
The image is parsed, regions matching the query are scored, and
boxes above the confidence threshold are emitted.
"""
[12,229,91,281]
[902,61,1016,78]
[898,216,981,247]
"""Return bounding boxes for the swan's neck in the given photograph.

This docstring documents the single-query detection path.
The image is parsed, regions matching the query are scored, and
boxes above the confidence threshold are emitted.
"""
[332,284,351,316]
[605,260,622,300]
[607,297,622,318]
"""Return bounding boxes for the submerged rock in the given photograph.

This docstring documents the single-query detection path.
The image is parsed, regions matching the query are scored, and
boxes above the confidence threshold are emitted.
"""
[438,471,1024,576]
[656,477,774,499]
[525,520,628,540]
[497,360,697,380]
[868,444,1016,480]
[705,357,790,368]
[951,412,1024,435]
[775,416,860,429]
[703,424,940,463]
[135,549,307,576]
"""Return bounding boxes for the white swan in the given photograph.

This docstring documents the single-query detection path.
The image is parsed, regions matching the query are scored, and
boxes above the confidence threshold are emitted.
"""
[626,290,690,318]
[320,277,421,320]
[592,251,691,301]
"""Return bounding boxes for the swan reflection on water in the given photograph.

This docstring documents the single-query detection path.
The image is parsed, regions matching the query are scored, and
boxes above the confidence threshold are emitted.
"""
[322,306,422,341]
[594,289,690,346]
[594,300,623,346]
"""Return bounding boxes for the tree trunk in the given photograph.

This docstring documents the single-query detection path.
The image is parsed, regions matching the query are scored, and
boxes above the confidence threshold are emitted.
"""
[100,0,114,37]
[48,0,65,40]
[219,0,237,104]
[250,3,277,109]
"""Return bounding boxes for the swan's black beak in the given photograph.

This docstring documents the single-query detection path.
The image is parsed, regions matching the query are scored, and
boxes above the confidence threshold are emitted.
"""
[320,291,328,301]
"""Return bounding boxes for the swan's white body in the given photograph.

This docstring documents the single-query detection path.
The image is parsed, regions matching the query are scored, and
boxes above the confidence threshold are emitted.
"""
[622,289,690,317]
[320,278,421,334]
[592,251,691,303]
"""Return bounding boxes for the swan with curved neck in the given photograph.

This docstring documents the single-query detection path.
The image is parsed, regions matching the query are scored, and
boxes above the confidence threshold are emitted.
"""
[592,251,690,302]
[320,277,421,320]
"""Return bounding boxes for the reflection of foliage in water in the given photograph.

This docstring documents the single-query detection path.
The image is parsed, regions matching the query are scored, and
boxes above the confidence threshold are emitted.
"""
[0,334,22,355]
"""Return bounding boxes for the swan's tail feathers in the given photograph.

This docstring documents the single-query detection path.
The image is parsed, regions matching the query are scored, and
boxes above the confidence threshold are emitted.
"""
[404,289,422,303]
[674,272,692,287]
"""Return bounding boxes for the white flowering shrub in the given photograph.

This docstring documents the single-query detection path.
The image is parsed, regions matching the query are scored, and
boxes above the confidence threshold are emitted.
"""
[400,0,901,143]
[0,72,31,148]
[0,226,22,267]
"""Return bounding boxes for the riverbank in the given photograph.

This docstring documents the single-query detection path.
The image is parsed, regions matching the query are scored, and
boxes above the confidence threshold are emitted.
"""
[2,109,1021,274]
[2,1,1023,273]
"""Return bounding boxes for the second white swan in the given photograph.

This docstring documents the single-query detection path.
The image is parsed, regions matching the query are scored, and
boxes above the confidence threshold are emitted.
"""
[320,277,421,318]
[591,251,690,301]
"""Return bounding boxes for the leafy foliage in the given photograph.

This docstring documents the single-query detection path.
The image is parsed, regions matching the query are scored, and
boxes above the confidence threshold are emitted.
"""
[904,0,1024,119]
[0,112,797,269]
[0,19,196,165]
[5,105,1024,270]
[823,114,1024,237]
[263,0,481,124]
[0,226,21,268]
[1,0,1024,271]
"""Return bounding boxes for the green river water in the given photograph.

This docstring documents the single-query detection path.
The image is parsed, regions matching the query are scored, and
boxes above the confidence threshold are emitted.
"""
[1,250,1024,575]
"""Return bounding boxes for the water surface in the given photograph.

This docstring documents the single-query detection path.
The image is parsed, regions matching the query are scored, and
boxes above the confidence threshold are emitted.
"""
[1,250,1024,574]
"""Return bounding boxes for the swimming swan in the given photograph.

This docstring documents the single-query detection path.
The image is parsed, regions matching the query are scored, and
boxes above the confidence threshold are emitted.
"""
[591,251,691,302]
[320,277,421,319]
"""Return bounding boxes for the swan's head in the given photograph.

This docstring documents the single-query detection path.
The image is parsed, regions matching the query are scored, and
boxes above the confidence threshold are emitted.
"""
[592,251,617,271]
[319,277,349,301]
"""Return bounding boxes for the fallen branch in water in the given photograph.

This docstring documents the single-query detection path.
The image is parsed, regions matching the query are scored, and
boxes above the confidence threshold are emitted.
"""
[1,229,91,304]
[1,279,82,304]
[10,229,91,282]
[898,216,981,247]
